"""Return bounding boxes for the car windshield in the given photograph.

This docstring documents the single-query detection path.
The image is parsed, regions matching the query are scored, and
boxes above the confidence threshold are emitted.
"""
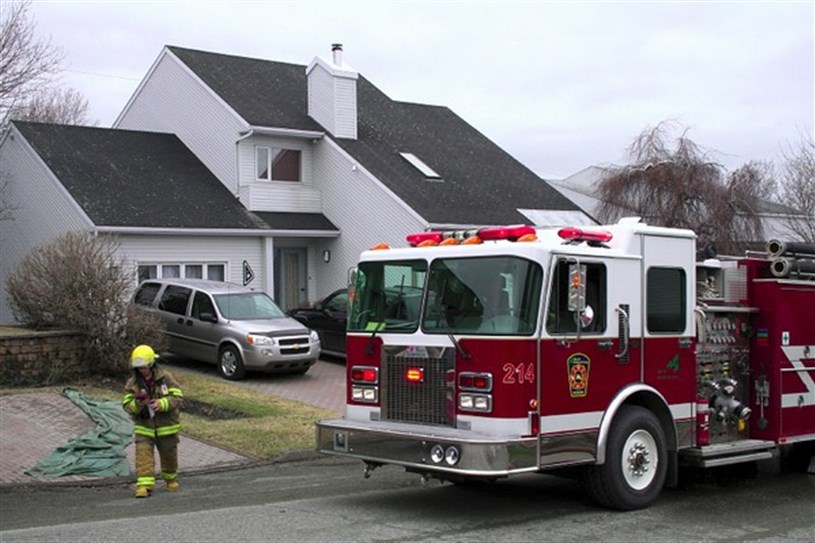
[213,292,286,320]
[422,256,543,335]
[348,260,427,333]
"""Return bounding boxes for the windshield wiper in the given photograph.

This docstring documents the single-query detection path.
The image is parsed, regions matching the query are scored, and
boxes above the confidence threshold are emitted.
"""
[365,321,384,356]
[448,333,471,360]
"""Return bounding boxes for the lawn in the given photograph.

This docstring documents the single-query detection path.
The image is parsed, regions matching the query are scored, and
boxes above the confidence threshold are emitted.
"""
[0,368,336,460]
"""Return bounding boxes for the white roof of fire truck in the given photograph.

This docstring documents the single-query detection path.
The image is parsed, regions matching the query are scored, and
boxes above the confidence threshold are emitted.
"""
[360,217,696,262]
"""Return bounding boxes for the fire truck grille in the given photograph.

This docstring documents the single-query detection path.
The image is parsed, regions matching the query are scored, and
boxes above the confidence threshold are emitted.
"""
[381,346,454,427]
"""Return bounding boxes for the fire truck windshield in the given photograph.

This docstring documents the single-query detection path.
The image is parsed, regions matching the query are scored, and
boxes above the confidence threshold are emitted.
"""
[348,256,543,336]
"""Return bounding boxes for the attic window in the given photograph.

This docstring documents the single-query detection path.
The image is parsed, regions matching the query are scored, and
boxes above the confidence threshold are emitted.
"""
[400,152,441,180]
[256,147,301,182]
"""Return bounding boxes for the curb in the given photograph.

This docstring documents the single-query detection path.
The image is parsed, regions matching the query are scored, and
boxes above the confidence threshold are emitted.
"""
[0,448,324,494]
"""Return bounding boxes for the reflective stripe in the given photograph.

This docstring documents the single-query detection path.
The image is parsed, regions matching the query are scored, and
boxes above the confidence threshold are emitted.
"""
[156,424,181,436]
[137,476,155,486]
[122,393,135,404]
[161,471,178,480]
[134,425,155,437]
[167,387,183,398]
[160,397,170,412]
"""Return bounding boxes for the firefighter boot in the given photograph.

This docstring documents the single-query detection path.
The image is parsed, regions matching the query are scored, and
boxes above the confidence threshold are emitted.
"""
[135,486,151,498]
[166,480,180,492]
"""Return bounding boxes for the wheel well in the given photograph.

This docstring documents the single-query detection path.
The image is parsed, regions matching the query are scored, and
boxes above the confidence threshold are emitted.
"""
[218,341,243,357]
[596,384,678,485]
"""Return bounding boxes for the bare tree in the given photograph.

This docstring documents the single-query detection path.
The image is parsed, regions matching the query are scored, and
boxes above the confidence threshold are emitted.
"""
[6,232,167,376]
[778,133,815,242]
[0,0,63,124]
[0,172,15,224]
[12,86,89,125]
[596,120,764,256]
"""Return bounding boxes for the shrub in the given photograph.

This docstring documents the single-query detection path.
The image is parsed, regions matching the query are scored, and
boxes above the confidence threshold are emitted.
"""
[6,232,166,376]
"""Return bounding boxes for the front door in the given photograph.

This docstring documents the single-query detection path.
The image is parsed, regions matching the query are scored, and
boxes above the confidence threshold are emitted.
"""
[275,248,308,312]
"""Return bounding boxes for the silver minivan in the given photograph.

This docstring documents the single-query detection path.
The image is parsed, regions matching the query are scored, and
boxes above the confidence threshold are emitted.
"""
[132,279,321,380]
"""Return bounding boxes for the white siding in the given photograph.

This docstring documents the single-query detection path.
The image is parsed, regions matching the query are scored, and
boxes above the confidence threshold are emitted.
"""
[116,51,246,194]
[307,60,357,140]
[0,129,94,324]
[310,139,426,300]
[116,235,267,291]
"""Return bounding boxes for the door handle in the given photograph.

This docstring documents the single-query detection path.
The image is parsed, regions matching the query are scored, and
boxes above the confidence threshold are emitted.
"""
[176,317,184,324]
[186,319,193,326]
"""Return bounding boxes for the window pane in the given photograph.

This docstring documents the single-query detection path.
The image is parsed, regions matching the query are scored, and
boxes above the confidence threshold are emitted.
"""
[647,267,686,332]
[159,285,191,316]
[256,147,270,179]
[134,282,161,306]
[138,265,157,282]
[207,265,225,281]
[349,260,427,333]
[191,291,216,320]
[271,149,301,181]
[421,256,542,335]
[546,261,607,335]
[185,265,203,279]
[161,265,180,278]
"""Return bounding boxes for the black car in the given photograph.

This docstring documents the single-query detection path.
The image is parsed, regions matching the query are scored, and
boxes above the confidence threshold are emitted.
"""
[288,289,348,358]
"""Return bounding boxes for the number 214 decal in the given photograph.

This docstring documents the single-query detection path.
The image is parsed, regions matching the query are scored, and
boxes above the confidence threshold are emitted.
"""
[502,363,535,384]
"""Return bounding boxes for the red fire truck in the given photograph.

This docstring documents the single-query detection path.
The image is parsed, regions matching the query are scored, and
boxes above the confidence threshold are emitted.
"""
[316,218,815,510]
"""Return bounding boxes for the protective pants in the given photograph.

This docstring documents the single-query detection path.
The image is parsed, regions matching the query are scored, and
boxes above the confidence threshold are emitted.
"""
[135,434,179,489]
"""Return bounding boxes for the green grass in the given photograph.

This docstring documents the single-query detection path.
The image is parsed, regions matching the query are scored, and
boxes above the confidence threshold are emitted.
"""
[1,368,337,460]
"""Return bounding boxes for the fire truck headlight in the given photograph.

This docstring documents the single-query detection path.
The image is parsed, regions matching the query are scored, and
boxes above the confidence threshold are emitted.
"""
[459,393,492,412]
[444,446,460,466]
[351,385,378,403]
[430,444,445,464]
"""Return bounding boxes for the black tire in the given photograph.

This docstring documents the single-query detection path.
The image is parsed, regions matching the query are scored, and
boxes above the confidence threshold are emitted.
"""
[586,405,668,510]
[218,345,246,380]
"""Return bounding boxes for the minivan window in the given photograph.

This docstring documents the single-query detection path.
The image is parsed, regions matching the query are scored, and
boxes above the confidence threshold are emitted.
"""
[134,282,161,306]
[159,285,192,316]
[214,292,286,320]
[191,291,216,320]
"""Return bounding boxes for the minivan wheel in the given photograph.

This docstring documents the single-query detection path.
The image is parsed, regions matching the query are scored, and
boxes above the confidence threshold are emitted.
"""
[218,345,246,380]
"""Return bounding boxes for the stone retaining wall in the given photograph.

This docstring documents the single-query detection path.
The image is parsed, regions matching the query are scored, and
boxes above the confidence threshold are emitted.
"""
[0,330,86,386]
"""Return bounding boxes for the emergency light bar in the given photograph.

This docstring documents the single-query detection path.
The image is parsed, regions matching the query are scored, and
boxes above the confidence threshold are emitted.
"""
[557,227,613,244]
[406,225,537,247]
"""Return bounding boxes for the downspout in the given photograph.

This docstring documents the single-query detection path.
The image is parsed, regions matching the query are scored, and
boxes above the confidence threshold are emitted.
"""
[235,128,255,200]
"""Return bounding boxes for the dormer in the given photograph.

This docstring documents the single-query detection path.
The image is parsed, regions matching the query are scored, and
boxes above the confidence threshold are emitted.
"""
[306,44,358,140]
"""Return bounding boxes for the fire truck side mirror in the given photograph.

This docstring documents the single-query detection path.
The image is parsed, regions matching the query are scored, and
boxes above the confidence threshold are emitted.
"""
[578,305,595,328]
[567,263,587,312]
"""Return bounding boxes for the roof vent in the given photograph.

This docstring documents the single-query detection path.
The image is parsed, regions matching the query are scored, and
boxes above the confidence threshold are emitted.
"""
[400,152,442,180]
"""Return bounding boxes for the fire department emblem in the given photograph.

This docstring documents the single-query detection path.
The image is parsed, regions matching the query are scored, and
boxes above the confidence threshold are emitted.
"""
[567,353,590,398]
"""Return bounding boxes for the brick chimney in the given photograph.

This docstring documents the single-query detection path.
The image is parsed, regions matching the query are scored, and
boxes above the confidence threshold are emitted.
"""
[306,43,358,139]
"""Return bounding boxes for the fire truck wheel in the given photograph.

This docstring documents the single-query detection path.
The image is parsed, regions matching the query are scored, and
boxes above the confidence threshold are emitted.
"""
[586,405,667,510]
[218,345,246,380]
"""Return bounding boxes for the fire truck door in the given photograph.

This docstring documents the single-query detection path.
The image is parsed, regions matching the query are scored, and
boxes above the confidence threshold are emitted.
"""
[641,235,696,400]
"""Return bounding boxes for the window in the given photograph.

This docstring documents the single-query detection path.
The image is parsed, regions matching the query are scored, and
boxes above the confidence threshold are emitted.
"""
[158,285,191,316]
[133,282,161,306]
[138,263,226,282]
[348,260,427,333]
[185,265,203,279]
[400,152,441,180]
[256,146,301,182]
[191,291,216,320]
[421,256,542,335]
[546,260,607,335]
[647,267,686,333]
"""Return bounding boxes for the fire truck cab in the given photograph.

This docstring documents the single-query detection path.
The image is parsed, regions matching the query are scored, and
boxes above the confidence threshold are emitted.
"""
[316,218,815,510]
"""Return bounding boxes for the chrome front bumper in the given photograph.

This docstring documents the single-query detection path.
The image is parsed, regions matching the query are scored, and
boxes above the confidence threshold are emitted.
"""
[316,418,539,476]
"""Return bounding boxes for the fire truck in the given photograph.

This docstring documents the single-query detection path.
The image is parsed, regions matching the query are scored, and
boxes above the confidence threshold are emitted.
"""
[315,218,815,510]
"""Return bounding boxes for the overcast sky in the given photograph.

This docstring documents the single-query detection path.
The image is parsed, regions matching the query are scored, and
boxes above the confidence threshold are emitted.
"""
[25,0,815,179]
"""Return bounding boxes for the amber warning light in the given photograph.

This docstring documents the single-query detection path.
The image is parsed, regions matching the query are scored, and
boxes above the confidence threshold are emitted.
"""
[405,367,425,383]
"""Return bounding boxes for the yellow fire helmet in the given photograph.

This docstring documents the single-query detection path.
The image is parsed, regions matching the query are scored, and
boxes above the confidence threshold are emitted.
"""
[130,345,158,368]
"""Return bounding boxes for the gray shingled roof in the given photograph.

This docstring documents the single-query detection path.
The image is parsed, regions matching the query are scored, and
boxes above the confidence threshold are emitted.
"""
[168,46,583,226]
[13,122,333,232]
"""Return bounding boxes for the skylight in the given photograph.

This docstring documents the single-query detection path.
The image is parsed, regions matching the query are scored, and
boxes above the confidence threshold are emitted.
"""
[400,152,441,179]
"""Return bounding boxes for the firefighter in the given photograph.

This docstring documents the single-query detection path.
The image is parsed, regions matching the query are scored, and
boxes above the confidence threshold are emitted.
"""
[122,344,184,498]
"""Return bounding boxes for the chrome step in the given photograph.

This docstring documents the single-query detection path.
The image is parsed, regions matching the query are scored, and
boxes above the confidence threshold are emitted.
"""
[680,439,776,468]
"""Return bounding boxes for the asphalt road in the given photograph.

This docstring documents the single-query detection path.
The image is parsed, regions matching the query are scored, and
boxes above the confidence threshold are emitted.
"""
[1,456,813,542]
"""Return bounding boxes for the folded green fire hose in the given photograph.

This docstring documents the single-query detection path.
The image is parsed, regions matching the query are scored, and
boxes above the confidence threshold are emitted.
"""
[25,387,133,478]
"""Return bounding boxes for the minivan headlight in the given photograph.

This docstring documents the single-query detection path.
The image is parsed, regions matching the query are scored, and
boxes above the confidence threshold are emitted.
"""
[246,334,273,346]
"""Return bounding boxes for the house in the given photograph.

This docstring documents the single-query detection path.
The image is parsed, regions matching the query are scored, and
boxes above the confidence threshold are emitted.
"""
[0,45,590,324]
